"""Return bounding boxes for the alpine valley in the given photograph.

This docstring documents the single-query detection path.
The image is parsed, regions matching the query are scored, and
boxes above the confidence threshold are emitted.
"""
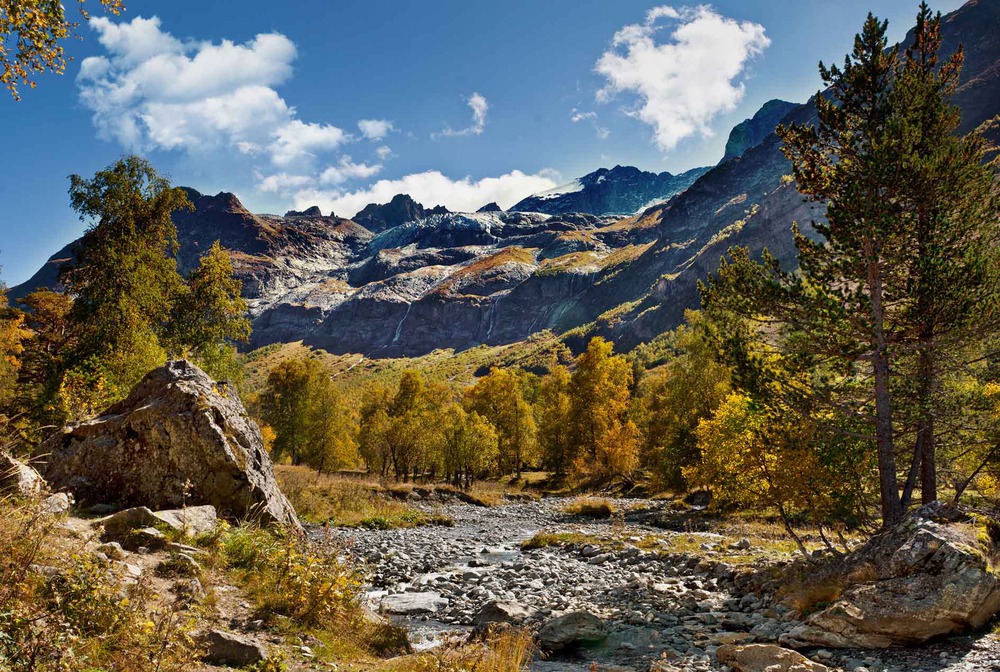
[12,0,1000,362]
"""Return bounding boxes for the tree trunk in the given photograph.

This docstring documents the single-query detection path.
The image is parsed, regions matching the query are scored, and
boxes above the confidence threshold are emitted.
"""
[867,249,902,527]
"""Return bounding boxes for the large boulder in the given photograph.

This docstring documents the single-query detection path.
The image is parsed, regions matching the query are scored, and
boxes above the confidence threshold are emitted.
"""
[34,360,300,530]
[537,611,607,652]
[0,450,44,497]
[780,502,1000,649]
[717,644,829,672]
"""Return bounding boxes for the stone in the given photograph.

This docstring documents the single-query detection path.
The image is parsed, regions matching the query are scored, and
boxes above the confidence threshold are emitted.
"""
[35,360,300,530]
[0,450,44,497]
[473,600,532,625]
[197,629,268,667]
[537,611,608,651]
[149,505,218,537]
[97,542,126,561]
[40,492,71,515]
[780,502,1000,649]
[717,644,829,672]
[380,592,448,615]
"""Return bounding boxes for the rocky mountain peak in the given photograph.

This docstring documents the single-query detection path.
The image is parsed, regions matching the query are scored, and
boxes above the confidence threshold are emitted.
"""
[476,202,503,213]
[722,99,799,161]
[511,164,709,216]
[352,194,450,233]
[284,205,325,218]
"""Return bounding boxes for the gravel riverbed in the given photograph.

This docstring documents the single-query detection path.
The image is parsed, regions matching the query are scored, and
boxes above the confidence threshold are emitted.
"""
[312,498,1000,672]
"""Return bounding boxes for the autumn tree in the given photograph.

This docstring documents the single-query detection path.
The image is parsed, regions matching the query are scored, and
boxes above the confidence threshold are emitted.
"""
[685,393,844,555]
[465,367,536,477]
[535,365,573,475]
[258,356,356,472]
[634,311,731,490]
[438,404,498,489]
[1,0,124,100]
[568,337,640,481]
[357,371,448,481]
[168,241,251,383]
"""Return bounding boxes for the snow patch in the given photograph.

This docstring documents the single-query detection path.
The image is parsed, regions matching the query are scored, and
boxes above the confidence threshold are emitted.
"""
[532,179,585,200]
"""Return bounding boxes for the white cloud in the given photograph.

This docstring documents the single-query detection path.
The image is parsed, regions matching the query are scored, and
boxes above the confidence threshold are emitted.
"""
[78,16,351,170]
[435,92,489,138]
[570,108,610,140]
[257,172,314,194]
[375,145,392,160]
[270,120,348,168]
[292,169,559,218]
[318,156,382,185]
[595,5,769,151]
[358,119,395,140]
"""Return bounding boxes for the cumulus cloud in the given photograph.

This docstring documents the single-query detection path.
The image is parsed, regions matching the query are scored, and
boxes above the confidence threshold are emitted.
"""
[318,156,383,185]
[595,5,769,151]
[78,16,349,169]
[358,119,395,140]
[375,145,393,160]
[291,169,559,218]
[435,92,489,138]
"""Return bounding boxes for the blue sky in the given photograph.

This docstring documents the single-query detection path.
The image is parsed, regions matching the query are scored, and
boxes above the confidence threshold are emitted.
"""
[0,0,964,286]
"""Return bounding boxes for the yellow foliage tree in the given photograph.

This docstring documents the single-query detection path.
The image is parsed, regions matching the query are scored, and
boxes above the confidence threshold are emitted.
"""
[568,337,639,481]
[685,392,839,555]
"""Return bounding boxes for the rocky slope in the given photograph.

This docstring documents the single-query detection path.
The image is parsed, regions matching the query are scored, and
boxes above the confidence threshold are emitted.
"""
[721,99,798,162]
[12,0,998,359]
[510,165,709,216]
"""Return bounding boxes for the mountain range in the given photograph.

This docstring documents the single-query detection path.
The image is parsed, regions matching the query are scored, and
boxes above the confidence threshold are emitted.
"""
[12,0,1000,359]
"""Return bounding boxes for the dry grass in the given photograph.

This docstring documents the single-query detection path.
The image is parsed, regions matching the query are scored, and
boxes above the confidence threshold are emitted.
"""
[562,497,617,518]
[0,494,196,671]
[380,628,535,672]
[522,531,613,550]
[276,465,454,529]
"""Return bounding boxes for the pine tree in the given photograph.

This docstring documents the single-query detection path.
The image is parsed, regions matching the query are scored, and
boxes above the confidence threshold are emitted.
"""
[890,3,1000,505]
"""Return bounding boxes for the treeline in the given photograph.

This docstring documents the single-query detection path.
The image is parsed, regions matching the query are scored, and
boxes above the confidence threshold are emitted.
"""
[252,316,727,493]
[0,157,250,449]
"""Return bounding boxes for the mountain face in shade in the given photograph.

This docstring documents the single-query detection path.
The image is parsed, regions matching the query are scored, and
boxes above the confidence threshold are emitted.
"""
[11,0,997,360]
[510,165,710,216]
[352,194,449,233]
[722,99,799,161]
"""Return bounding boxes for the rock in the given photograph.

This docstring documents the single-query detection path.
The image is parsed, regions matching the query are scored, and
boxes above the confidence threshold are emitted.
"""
[156,553,201,578]
[151,505,219,537]
[0,450,44,497]
[128,527,167,551]
[40,492,72,515]
[380,592,448,615]
[98,506,216,540]
[197,629,268,667]
[537,611,608,651]
[35,360,300,530]
[97,542,127,561]
[473,600,532,625]
[717,644,829,672]
[780,502,1000,649]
